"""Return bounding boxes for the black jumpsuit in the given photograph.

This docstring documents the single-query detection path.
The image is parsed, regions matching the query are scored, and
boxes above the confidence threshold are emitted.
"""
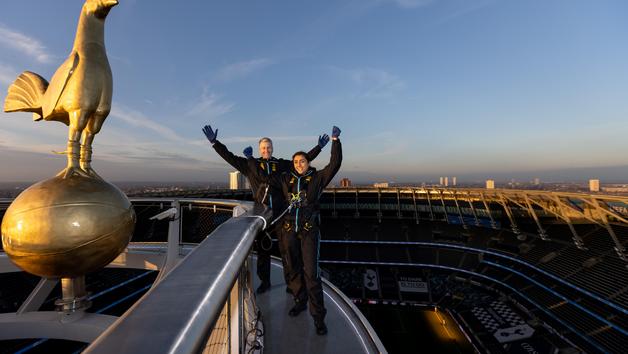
[252,139,342,321]
[212,140,321,284]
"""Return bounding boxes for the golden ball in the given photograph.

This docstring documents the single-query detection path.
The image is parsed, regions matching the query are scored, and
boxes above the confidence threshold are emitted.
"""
[1,175,135,278]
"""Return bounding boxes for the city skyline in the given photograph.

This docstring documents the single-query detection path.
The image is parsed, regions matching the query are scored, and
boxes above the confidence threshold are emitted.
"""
[1,0,628,183]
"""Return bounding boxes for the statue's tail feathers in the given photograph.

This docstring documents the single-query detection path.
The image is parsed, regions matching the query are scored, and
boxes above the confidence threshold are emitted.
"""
[3,71,49,121]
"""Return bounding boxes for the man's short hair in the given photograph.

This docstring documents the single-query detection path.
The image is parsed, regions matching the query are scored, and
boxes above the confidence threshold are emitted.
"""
[292,151,310,162]
[258,137,273,146]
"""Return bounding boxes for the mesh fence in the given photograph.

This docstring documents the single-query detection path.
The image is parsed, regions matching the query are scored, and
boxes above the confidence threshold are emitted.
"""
[182,204,234,244]
[201,262,263,354]
[203,300,230,354]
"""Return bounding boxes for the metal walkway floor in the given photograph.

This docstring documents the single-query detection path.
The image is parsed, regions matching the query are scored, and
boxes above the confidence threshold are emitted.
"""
[253,259,381,354]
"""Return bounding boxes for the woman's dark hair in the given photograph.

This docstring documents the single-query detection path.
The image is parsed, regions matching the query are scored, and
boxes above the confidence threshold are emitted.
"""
[292,151,310,162]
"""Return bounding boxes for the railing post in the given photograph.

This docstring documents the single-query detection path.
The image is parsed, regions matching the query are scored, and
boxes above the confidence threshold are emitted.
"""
[154,200,182,283]
[412,189,419,224]
[498,194,520,236]
[426,189,435,221]
[332,189,337,218]
[523,194,548,240]
[396,188,402,219]
[550,195,586,250]
[229,274,239,354]
[480,192,497,229]
[590,198,627,261]
[438,190,448,223]
[377,189,382,223]
[465,192,480,227]
[453,191,467,229]
[354,190,360,218]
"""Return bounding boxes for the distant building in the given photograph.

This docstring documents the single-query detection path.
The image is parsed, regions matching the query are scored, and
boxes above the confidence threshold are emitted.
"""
[533,178,540,185]
[229,171,247,190]
[589,179,600,192]
[452,177,457,186]
[486,179,495,189]
[373,182,389,188]
[443,177,449,187]
[439,177,444,185]
[340,178,352,188]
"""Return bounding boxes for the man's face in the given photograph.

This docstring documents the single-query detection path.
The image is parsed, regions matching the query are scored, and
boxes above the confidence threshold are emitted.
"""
[259,141,273,159]
[293,154,310,175]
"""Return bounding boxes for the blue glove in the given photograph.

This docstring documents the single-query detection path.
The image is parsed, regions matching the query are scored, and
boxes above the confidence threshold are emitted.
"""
[202,125,218,143]
[332,126,341,139]
[318,134,330,148]
[243,146,253,158]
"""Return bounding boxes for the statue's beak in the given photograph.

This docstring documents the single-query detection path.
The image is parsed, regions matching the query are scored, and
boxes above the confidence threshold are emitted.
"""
[104,0,119,7]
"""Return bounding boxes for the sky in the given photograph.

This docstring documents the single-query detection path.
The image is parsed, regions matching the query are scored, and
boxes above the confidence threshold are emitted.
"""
[1,0,628,184]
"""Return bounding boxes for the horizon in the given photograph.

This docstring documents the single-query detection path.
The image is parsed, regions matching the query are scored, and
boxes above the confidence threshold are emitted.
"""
[2,0,628,183]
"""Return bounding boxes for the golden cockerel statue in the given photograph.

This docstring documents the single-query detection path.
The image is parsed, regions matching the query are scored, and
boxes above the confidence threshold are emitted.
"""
[3,0,119,179]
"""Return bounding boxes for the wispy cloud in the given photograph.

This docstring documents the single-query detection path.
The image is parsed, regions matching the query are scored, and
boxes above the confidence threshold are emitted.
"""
[110,105,184,142]
[214,58,274,83]
[389,0,434,9]
[222,135,315,144]
[0,62,18,85]
[187,135,316,148]
[430,0,495,26]
[95,141,208,167]
[186,88,235,118]
[0,23,52,63]
[0,127,64,155]
[331,66,405,98]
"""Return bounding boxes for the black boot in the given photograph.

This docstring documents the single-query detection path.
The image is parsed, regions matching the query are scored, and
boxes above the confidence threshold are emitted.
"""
[314,319,328,335]
[256,281,271,294]
[288,300,307,317]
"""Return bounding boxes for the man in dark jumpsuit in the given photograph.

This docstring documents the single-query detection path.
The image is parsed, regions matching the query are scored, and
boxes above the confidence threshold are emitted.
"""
[202,124,329,293]
[250,126,342,335]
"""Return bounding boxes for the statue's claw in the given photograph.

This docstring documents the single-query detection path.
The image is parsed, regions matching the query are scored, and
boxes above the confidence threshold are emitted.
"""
[82,167,103,181]
[57,166,90,179]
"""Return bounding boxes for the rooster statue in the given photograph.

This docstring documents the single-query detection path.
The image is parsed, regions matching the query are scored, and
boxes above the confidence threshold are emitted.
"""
[3,0,119,179]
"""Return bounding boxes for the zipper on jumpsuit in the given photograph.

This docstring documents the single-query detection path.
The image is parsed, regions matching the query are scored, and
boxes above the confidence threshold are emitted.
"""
[295,176,301,232]
[266,161,272,208]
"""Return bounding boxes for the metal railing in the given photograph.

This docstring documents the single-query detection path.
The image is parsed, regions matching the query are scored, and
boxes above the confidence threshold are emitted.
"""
[83,200,270,354]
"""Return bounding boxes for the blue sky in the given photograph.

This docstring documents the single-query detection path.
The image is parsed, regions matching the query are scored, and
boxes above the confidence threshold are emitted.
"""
[1,0,628,183]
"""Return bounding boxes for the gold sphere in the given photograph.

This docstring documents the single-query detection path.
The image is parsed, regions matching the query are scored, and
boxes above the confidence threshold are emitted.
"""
[1,175,135,278]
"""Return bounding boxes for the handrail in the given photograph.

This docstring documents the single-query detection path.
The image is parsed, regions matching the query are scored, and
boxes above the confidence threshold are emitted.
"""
[83,202,271,354]
[322,275,387,353]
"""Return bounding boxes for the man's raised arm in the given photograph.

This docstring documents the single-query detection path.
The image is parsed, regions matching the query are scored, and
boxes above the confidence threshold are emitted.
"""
[203,124,248,174]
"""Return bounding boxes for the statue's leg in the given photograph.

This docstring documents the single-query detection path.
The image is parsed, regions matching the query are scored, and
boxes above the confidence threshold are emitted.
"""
[58,110,90,179]
[80,113,105,179]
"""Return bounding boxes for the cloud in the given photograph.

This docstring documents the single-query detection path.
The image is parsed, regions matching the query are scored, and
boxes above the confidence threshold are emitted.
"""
[0,23,52,63]
[0,127,63,155]
[222,135,315,144]
[0,62,18,85]
[331,66,405,98]
[186,89,235,118]
[110,105,184,142]
[0,106,234,177]
[214,58,274,83]
[390,0,434,9]
[95,142,207,166]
